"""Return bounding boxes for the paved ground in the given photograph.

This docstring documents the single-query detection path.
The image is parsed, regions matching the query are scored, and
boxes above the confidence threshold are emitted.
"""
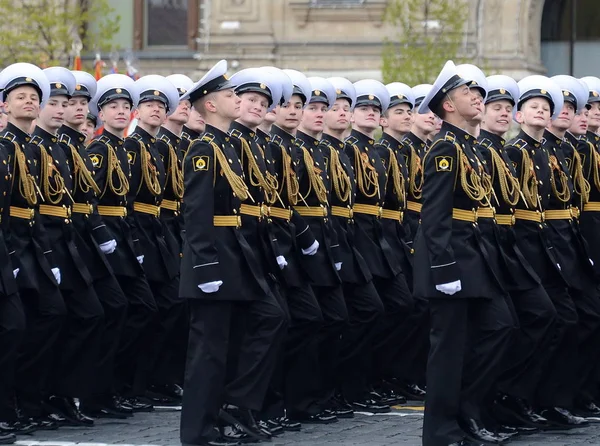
[12,406,600,446]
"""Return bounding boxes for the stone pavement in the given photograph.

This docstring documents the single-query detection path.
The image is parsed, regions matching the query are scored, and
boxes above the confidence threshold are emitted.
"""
[12,406,600,446]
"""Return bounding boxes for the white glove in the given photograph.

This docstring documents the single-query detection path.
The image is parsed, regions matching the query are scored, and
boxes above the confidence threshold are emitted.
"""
[198,280,223,293]
[301,240,319,256]
[51,267,61,285]
[99,239,117,254]
[13,268,19,278]
[335,262,342,271]
[435,280,461,296]
[590,258,595,267]
[137,255,144,264]
[276,255,288,270]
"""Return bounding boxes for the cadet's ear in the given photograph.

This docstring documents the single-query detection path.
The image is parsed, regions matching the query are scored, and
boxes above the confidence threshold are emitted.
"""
[515,110,524,124]
[133,108,140,119]
[379,115,388,128]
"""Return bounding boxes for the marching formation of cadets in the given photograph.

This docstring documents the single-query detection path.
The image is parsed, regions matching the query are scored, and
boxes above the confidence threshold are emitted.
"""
[1,58,600,446]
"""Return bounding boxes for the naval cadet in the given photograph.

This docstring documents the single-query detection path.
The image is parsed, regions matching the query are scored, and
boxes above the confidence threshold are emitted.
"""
[179,60,285,446]
[86,74,156,414]
[416,61,512,446]
[0,64,66,431]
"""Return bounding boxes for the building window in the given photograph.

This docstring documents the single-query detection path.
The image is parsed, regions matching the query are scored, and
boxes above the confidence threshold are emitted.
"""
[133,0,200,50]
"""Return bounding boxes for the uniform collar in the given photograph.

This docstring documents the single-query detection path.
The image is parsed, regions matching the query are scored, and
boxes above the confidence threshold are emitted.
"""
[132,126,157,143]
[205,124,231,142]
[59,124,86,145]
[296,130,320,147]
[543,129,563,147]
[515,129,543,148]
[478,129,505,148]
[2,122,31,144]
[379,132,403,148]
[102,128,124,145]
[182,125,200,140]
[321,132,345,149]
[158,126,181,145]
[33,125,59,143]
[403,131,427,149]
[230,121,256,139]
[271,125,295,145]
[349,128,376,145]
[256,128,270,142]
[564,131,580,145]
[587,130,600,143]
[438,121,476,145]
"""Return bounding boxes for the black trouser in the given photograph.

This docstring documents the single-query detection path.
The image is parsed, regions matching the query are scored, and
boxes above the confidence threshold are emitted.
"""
[89,274,129,398]
[311,284,348,407]
[181,294,286,445]
[16,285,66,418]
[371,273,416,383]
[423,296,513,446]
[113,274,157,395]
[50,285,105,398]
[134,277,185,395]
[338,280,383,402]
[0,294,26,422]
[534,285,579,408]
[496,285,557,402]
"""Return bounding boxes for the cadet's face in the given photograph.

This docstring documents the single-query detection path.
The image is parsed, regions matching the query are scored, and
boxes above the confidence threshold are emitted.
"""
[39,95,68,131]
[276,95,304,131]
[214,88,241,120]
[137,100,167,127]
[99,99,132,131]
[65,96,89,127]
[471,89,485,123]
[263,109,277,125]
[239,92,269,127]
[0,110,7,132]
[302,102,327,133]
[352,104,381,131]
[515,97,551,129]
[413,109,437,136]
[434,115,443,133]
[5,86,40,121]
[570,109,589,136]
[81,119,96,143]
[448,85,479,120]
[552,102,575,131]
[324,98,351,132]
[381,103,413,134]
[168,99,191,125]
[187,106,205,133]
[588,102,600,129]
[483,99,513,135]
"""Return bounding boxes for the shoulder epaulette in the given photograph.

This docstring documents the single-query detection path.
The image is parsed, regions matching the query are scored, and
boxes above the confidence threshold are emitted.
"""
[443,131,457,143]
[158,134,171,144]
[96,134,112,146]
[271,134,284,147]
[30,135,44,146]
[295,138,305,148]
[478,138,493,149]
[509,138,527,149]
[229,128,243,140]
[0,132,17,143]
[345,135,358,146]
[377,138,390,148]
[181,131,191,141]
[129,132,142,142]
[201,132,216,144]
[58,134,71,146]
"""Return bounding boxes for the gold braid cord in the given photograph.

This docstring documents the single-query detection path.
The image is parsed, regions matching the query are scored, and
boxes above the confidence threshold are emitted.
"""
[570,149,590,205]
[100,141,129,198]
[301,147,328,204]
[206,140,249,201]
[548,154,571,203]
[386,147,406,206]
[520,149,539,209]
[328,144,351,203]
[454,143,488,202]
[239,137,277,204]
[167,143,184,199]
[39,145,65,205]
[280,145,299,205]
[351,143,379,199]
[7,140,37,206]
[489,149,520,206]
[590,140,600,192]
[67,144,101,196]
[134,140,161,196]
[409,146,423,199]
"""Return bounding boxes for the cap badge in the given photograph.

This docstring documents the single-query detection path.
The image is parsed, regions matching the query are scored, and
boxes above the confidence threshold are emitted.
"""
[25,77,32,82]
[540,89,547,94]
[116,88,122,94]
[499,88,506,94]
[179,88,186,93]
[563,90,569,96]
[223,74,230,81]
[336,89,341,94]
[153,90,160,96]
[75,85,81,91]
[315,90,321,96]
[55,83,62,89]
[368,94,374,100]
[594,91,599,97]
[260,83,266,90]
[397,94,403,99]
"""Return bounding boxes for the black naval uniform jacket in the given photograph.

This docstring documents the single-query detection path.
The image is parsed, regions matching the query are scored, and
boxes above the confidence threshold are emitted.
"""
[541,130,596,292]
[125,127,179,283]
[31,126,93,291]
[319,133,372,285]
[87,129,144,278]
[376,132,413,271]
[0,141,18,297]
[413,122,504,299]
[345,129,400,280]
[474,129,540,291]
[179,125,200,161]
[229,121,284,278]
[0,123,57,291]
[575,131,600,272]
[400,131,427,243]
[180,124,270,301]
[293,130,341,287]
[156,126,185,252]
[268,126,318,288]
[504,131,567,287]
[59,125,114,280]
